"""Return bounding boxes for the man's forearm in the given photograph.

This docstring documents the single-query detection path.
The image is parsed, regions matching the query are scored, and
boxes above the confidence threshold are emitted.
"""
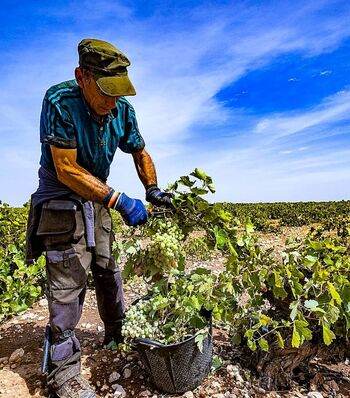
[51,146,112,203]
[59,163,111,202]
[132,149,157,189]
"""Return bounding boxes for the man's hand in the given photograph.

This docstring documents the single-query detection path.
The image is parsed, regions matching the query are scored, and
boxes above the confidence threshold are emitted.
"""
[146,185,174,208]
[114,193,148,226]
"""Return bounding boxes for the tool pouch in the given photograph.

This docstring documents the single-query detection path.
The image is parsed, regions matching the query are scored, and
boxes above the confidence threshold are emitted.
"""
[36,200,78,250]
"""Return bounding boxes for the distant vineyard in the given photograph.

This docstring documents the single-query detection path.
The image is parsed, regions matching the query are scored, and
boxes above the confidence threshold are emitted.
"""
[224,200,350,231]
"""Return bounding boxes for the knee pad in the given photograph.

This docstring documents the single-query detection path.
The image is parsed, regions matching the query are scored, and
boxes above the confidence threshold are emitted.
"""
[51,330,80,362]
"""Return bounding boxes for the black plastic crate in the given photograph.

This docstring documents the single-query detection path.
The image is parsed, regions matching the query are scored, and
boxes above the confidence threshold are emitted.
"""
[133,310,213,394]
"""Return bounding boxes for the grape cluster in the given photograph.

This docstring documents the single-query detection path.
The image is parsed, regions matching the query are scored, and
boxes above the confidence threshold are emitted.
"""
[147,220,184,270]
[122,300,163,344]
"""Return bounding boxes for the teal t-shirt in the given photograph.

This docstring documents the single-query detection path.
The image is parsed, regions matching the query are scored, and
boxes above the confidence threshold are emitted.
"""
[39,80,145,182]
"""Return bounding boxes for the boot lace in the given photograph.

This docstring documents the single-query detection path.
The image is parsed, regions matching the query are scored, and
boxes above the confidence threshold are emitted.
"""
[67,376,87,393]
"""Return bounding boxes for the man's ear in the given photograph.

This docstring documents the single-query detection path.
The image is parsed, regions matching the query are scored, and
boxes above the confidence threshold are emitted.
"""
[75,67,84,88]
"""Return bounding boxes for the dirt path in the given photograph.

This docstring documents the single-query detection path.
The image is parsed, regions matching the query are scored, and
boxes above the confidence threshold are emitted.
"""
[0,227,348,398]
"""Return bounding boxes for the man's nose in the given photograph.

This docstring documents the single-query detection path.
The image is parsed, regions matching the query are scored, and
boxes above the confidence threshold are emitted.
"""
[105,96,119,107]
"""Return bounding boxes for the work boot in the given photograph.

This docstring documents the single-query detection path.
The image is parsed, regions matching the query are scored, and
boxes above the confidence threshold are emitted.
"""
[103,320,124,348]
[55,375,96,398]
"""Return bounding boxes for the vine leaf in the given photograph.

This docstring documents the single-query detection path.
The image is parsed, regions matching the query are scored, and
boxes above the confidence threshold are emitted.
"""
[322,321,336,346]
[304,255,317,267]
[292,320,312,348]
[258,338,269,352]
[304,299,319,309]
[276,331,285,348]
[327,282,342,305]
[194,330,207,353]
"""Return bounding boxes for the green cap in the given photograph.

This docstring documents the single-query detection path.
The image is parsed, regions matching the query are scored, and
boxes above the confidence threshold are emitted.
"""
[78,38,136,97]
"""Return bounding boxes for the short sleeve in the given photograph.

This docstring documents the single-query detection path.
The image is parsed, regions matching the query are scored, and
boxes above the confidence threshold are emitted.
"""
[40,97,77,149]
[118,102,145,153]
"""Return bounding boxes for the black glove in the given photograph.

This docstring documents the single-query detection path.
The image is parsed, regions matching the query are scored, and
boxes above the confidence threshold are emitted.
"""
[145,185,174,208]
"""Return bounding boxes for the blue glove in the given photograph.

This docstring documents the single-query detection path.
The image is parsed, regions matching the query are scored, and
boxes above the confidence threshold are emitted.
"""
[146,185,174,208]
[114,193,149,226]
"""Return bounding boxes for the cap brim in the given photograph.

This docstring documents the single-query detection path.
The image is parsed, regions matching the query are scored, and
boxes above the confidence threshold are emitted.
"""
[96,74,136,97]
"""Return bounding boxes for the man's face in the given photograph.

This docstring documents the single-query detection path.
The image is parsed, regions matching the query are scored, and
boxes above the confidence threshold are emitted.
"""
[75,68,119,116]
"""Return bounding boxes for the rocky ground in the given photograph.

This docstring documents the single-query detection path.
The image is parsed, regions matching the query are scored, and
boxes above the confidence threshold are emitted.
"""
[0,227,349,398]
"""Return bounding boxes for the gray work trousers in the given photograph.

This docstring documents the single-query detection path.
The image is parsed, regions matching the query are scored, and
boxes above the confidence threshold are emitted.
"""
[36,199,125,390]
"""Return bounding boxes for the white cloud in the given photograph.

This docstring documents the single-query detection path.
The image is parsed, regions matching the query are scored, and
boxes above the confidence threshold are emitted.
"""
[255,90,350,140]
[280,150,293,154]
[320,70,332,76]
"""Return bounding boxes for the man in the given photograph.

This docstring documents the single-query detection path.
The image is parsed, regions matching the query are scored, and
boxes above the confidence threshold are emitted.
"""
[25,38,172,398]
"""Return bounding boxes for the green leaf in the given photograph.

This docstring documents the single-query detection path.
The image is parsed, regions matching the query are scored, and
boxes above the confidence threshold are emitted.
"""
[37,255,46,267]
[190,168,207,181]
[291,280,303,297]
[232,333,242,345]
[125,244,138,255]
[259,315,272,326]
[258,338,269,352]
[213,226,228,249]
[289,301,299,321]
[29,285,40,297]
[273,286,288,300]
[189,296,201,310]
[247,339,257,351]
[121,260,133,279]
[314,307,326,315]
[322,322,336,346]
[190,187,208,195]
[292,320,312,348]
[304,300,319,309]
[276,331,284,348]
[211,355,223,372]
[225,281,234,294]
[179,175,196,187]
[195,331,207,353]
[273,271,283,288]
[327,305,340,323]
[308,241,323,251]
[327,282,342,305]
[225,240,237,258]
[218,209,232,223]
[304,255,317,267]
[14,303,28,313]
[196,201,210,211]
[245,221,255,234]
[192,267,211,276]
[292,324,301,348]
[189,315,207,329]
[207,183,216,193]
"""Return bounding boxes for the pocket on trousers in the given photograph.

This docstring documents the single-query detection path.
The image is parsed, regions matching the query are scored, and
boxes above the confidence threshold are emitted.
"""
[37,200,83,249]
[46,248,87,290]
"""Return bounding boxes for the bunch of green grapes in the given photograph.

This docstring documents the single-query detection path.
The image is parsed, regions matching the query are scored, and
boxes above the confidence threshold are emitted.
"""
[122,300,164,345]
[147,220,184,270]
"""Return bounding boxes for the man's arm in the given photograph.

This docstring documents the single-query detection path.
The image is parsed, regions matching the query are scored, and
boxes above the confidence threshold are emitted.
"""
[132,148,157,189]
[133,148,174,208]
[51,145,148,226]
[51,146,111,202]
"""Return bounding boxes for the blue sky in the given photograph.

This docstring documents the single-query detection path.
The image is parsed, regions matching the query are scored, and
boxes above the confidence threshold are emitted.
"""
[1,0,350,205]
